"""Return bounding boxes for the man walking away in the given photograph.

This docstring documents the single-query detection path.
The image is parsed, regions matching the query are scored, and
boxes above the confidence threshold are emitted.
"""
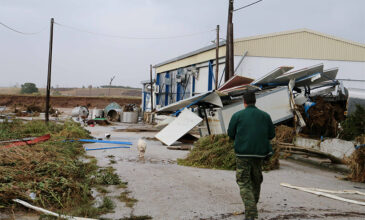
[228,91,275,220]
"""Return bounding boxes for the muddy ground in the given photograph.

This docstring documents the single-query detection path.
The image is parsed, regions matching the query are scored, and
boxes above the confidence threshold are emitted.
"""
[0,94,140,109]
[84,124,365,220]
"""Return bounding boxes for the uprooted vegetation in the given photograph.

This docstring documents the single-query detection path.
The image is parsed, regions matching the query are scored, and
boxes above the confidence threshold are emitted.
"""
[177,134,280,171]
[0,120,122,217]
[274,125,295,143]
[298,97,346,138]
[346,135,365,183]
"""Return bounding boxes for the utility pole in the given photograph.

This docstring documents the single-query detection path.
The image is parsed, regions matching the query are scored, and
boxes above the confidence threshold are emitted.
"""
[215,25,220,90]
[225,0,234,82]
[45,18,54,123]
[150,64,153,111]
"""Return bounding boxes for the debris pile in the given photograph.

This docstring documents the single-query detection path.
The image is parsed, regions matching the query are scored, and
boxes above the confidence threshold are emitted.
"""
[346,135,365,183]
[154,63,365,175]
[155,63,349,147]
[275,125,295,143]
[178,134,235,170]
[299,97,345,137]
[12,104,59,117]
[178,134,280,171]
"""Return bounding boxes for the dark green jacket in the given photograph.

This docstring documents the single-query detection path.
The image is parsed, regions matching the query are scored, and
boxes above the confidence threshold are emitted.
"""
[228,105,275,158]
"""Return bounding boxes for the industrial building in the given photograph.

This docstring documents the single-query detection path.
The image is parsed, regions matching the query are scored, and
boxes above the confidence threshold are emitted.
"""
[142,28,365,111]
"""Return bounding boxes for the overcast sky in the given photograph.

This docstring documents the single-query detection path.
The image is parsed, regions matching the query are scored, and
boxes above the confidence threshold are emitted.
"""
[0,0,364,88]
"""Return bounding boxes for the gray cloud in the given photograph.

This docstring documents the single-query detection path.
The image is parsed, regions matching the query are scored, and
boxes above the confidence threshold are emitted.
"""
[0,0,364,88]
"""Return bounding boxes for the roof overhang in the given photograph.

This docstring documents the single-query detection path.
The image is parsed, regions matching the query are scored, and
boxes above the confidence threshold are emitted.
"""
[157,91,223,114]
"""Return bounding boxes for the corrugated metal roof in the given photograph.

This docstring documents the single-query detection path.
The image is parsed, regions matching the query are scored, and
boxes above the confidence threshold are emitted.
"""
[154,41,226,68]
[234,29,365,48]
[155,29,365,73]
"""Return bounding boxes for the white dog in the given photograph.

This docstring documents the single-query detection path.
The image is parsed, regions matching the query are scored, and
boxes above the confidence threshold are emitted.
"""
[137,138,147,158]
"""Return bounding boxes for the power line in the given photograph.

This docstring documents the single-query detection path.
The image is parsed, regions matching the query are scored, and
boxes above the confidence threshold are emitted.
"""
[54,22,215,40]
[0,22,47,35]
[234,0,263,11]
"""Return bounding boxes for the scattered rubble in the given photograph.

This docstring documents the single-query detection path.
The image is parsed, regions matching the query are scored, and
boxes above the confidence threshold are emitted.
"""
[299,97,345,138]
[275,125,295,143]
[105,102,122,122]
[346,135,365,183]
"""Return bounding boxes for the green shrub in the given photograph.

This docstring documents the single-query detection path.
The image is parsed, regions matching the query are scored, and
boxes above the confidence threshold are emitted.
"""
[340,105,365,140]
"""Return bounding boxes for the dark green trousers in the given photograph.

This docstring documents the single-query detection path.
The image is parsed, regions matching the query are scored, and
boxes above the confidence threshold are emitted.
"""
[236,157,263,219]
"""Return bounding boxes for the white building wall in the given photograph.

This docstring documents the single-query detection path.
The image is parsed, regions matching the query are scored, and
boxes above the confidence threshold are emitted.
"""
[195,66,209,94]
[235,56,365,89]
[194,56,244,95]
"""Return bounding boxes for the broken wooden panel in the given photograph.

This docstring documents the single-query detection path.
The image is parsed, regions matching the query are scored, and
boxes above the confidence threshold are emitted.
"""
[155,109,203,146]
[219,84,261,95]
[218,75,254,91]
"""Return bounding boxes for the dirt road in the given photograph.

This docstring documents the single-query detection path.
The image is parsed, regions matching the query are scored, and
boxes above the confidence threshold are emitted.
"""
[85,124,365,220]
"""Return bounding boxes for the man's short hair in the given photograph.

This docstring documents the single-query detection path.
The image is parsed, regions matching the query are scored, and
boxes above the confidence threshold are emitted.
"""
[243,92,256,105]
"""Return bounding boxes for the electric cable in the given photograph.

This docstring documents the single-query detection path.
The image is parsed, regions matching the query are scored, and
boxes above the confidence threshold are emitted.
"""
[234,0,263,12]
[0,22,47,35]
[54,22,215,40]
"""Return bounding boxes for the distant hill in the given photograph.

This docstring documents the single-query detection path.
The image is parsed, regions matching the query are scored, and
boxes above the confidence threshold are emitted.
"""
[100,85,141,89]
[0,87,141,98]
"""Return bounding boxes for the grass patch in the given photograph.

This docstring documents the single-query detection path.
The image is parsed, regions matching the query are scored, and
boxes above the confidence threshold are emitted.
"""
[0,119,62,141]
[0,119,120,218]
[177,134,279,171]
[117,181,129,189]
[95,185,110,194]
[118,191,138,208]
[69,196,115,218]
[109,159,117,164]
[94,167,121,185]
[98,197,115,212]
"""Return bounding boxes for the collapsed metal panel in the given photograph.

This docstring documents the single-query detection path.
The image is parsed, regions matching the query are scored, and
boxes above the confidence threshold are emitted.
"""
[157,91,223,113]
[220,87,293,132]
[294,68,338,87]
[346,88,365,115]
[272,63,324,84]
[251,66,293,85]
[155,109,203,146]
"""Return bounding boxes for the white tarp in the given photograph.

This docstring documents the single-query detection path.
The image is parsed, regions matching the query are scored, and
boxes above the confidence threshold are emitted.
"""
[155,109,203,146]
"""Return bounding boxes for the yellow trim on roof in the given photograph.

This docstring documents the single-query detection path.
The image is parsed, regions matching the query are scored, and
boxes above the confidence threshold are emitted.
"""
[155,29,365,73]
